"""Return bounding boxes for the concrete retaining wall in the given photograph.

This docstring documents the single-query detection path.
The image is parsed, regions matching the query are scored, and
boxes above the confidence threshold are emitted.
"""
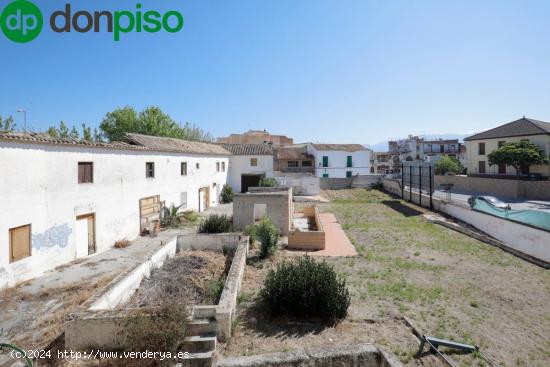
[65,234,249,350]
[435,175,550,200]
[319,177,353,190]
[382,179,550,264]
[215,343,403,367]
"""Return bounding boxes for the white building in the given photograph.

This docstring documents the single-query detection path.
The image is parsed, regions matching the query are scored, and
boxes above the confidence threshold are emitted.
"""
[0,132,230,288]
[221,143,275,193]
[307,144,372,178]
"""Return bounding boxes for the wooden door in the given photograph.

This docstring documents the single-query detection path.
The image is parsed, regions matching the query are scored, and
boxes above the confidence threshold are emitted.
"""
[140,196,160,231]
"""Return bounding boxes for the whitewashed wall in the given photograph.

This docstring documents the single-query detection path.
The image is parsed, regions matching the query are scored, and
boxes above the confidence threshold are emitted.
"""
[307,145,372,178]
[227,155,274,193]
[0,141,228,288]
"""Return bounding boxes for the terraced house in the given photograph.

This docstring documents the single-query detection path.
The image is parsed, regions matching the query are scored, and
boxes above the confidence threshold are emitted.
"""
[0,132,230,288]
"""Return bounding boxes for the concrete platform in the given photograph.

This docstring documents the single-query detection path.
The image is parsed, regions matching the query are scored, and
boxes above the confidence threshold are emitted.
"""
[300,213,357,257]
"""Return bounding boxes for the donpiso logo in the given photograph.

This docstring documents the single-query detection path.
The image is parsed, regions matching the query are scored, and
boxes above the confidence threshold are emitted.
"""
[0,0,43,43]
[1,1,184,43]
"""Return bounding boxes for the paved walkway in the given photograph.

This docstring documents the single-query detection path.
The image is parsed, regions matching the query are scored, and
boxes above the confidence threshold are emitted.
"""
[309,213,357,257]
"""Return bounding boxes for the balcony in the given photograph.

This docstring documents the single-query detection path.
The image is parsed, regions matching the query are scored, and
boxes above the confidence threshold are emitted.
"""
[281,166,315,173]
[423,148,458,154]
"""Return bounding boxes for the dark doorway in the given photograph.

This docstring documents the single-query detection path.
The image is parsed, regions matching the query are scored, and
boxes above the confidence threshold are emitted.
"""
[241,174,264,193]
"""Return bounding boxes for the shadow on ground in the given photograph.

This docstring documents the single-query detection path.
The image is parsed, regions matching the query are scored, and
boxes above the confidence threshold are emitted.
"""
[382,200,424,217]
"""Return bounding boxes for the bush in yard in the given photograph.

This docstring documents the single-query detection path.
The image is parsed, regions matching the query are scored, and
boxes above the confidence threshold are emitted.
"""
[182,210,198,222]
[124,301,188,366]
[259,255,350,322]
[198,214,232,233]
[244,224,258,246]
[161,204,183,228]
[259,177,278,187]
[220,184,234,204]
[256,217,280,258]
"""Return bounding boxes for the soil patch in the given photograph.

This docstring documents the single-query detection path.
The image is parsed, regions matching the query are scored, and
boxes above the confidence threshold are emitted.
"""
[123,250,226,308]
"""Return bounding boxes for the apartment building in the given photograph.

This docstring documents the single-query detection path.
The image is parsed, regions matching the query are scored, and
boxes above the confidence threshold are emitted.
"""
[307,144,372,178]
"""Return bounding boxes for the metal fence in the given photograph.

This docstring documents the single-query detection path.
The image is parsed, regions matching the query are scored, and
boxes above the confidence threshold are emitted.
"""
[401,162,435,209]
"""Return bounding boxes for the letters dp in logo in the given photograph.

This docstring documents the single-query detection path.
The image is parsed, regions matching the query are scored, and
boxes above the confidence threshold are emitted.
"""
[1,0,43,43]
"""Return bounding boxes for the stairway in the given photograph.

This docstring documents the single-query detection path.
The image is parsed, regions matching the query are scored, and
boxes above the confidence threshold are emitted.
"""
[180,306,218,367]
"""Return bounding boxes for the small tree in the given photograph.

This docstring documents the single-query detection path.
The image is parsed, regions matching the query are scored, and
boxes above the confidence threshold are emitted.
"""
[435,156,463,175]
[46,126,59,138]
[256,217,280,258]
[58,121,69,138]
[488,141,548,176]
[82,123,93,142]
[220,184,234,204]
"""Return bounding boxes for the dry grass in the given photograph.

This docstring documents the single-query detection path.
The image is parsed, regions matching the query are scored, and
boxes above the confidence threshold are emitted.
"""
[10,275,115,349]
[114,239,131,248]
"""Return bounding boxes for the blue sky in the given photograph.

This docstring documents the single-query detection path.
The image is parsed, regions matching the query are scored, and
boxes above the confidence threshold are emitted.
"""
[1,0,550,144]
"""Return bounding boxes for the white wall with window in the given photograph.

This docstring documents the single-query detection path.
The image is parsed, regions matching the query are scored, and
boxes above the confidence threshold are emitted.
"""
[306,144,372,178]
[0,140,229,288]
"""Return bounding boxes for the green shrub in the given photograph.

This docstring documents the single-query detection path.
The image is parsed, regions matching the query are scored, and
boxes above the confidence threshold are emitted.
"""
[435,156,464,175]
[207,276,226,303]
[124,301,188,363]
[256,217,280,259]
[259,256,350,322]
[161,204,183,228]
[244,224,258,246]
[198,214,232,233]
[259,177,278,187]
[182,210,198,222]
[220,184,234,204]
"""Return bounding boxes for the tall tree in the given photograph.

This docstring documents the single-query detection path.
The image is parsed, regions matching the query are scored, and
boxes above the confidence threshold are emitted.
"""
[99,106,212,142]
[46,126,59,138]
[93,128,104,143]
[0,115,16,131]
[69,125,80,140]
[82,123,93,142]
[58,121,69,138]
[488,141,548,176]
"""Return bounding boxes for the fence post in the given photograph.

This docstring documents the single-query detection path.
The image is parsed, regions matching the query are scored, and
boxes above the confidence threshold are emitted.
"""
[429,165,433,210]
[401,163,405,200]
[409,165,413,203]
[419,165,422,207]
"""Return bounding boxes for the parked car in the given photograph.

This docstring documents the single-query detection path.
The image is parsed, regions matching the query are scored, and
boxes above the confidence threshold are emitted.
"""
[468,195,511,210]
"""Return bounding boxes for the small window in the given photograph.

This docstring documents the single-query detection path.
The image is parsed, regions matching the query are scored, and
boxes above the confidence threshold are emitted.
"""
[222,162,226,172]
[196,163,200,169]
[346,171,353,178]
[78,162,93,183]
[146,162,155,178]
[288,161,299,168]
[322,156,329,167]
[322,173,329,178]
[478,142,485,155]
[301,160,312,167]
[9,224,31,263]
[216,162,220,172]
[250,158,258,166]
[181,162,187,176]
[498,141,506,147]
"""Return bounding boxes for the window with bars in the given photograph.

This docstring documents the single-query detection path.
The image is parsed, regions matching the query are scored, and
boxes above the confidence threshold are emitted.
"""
[78,162,93,183]
[146,162,155,178]
[181,162,187,176]
[250,158,258,166]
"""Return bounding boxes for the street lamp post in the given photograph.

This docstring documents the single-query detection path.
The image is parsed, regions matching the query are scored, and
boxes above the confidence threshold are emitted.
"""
[17,109,27,132]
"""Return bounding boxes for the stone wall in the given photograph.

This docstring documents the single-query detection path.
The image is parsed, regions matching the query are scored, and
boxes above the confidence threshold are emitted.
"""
[435,175,550,200]
[215,343,403,367]
[319,177,353,190]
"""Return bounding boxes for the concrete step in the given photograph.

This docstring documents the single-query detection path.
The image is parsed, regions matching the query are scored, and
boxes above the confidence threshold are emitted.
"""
[192,305,216,319]
[187,318,217,335]
[180,351,214,367]
[183,334,217,353]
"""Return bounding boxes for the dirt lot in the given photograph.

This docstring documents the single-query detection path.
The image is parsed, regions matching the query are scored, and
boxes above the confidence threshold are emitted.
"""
[124,250,227,308]
[221,189,550,367]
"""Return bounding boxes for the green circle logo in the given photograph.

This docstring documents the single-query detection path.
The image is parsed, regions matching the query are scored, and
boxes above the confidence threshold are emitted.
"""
[1,0,43,43]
